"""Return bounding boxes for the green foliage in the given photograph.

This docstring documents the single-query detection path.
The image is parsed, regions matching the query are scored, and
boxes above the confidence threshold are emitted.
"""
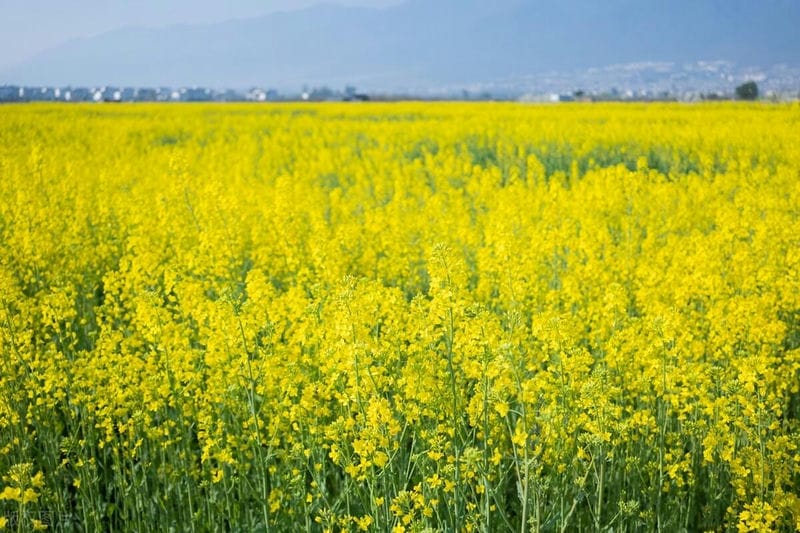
[735,81,759,101]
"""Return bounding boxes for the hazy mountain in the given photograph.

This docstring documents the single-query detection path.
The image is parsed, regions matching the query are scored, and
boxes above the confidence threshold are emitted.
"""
[3,0,799,89]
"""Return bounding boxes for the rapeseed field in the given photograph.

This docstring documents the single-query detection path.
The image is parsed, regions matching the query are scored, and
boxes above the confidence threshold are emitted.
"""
[0,102,798,531]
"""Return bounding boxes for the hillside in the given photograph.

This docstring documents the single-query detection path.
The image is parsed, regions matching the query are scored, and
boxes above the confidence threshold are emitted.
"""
[3,0,798,88]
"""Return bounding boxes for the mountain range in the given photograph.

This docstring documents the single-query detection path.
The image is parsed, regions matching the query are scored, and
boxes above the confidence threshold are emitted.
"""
[3,0,799,90]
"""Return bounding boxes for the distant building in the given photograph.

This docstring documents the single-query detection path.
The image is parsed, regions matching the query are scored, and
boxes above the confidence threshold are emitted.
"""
[135,88,158,101]
[103,87,122,102]
[182,88,212,102]
[0,85,21,102]
[249,88,267,102]
[70,88,92,102]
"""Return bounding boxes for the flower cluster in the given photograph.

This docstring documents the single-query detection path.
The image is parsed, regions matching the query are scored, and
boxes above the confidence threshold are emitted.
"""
[0,102,798,531]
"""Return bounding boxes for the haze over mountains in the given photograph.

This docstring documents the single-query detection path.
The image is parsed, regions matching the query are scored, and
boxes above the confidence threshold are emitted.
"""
[3,0,799,91]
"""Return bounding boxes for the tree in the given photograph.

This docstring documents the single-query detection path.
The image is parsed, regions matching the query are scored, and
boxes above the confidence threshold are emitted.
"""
[735,81,759,101]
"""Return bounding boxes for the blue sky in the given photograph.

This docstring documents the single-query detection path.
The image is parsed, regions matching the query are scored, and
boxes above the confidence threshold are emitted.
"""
[0,0,402,70]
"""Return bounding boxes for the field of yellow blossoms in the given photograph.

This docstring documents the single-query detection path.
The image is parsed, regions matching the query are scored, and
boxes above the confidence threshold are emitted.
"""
[0,102,799,532]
